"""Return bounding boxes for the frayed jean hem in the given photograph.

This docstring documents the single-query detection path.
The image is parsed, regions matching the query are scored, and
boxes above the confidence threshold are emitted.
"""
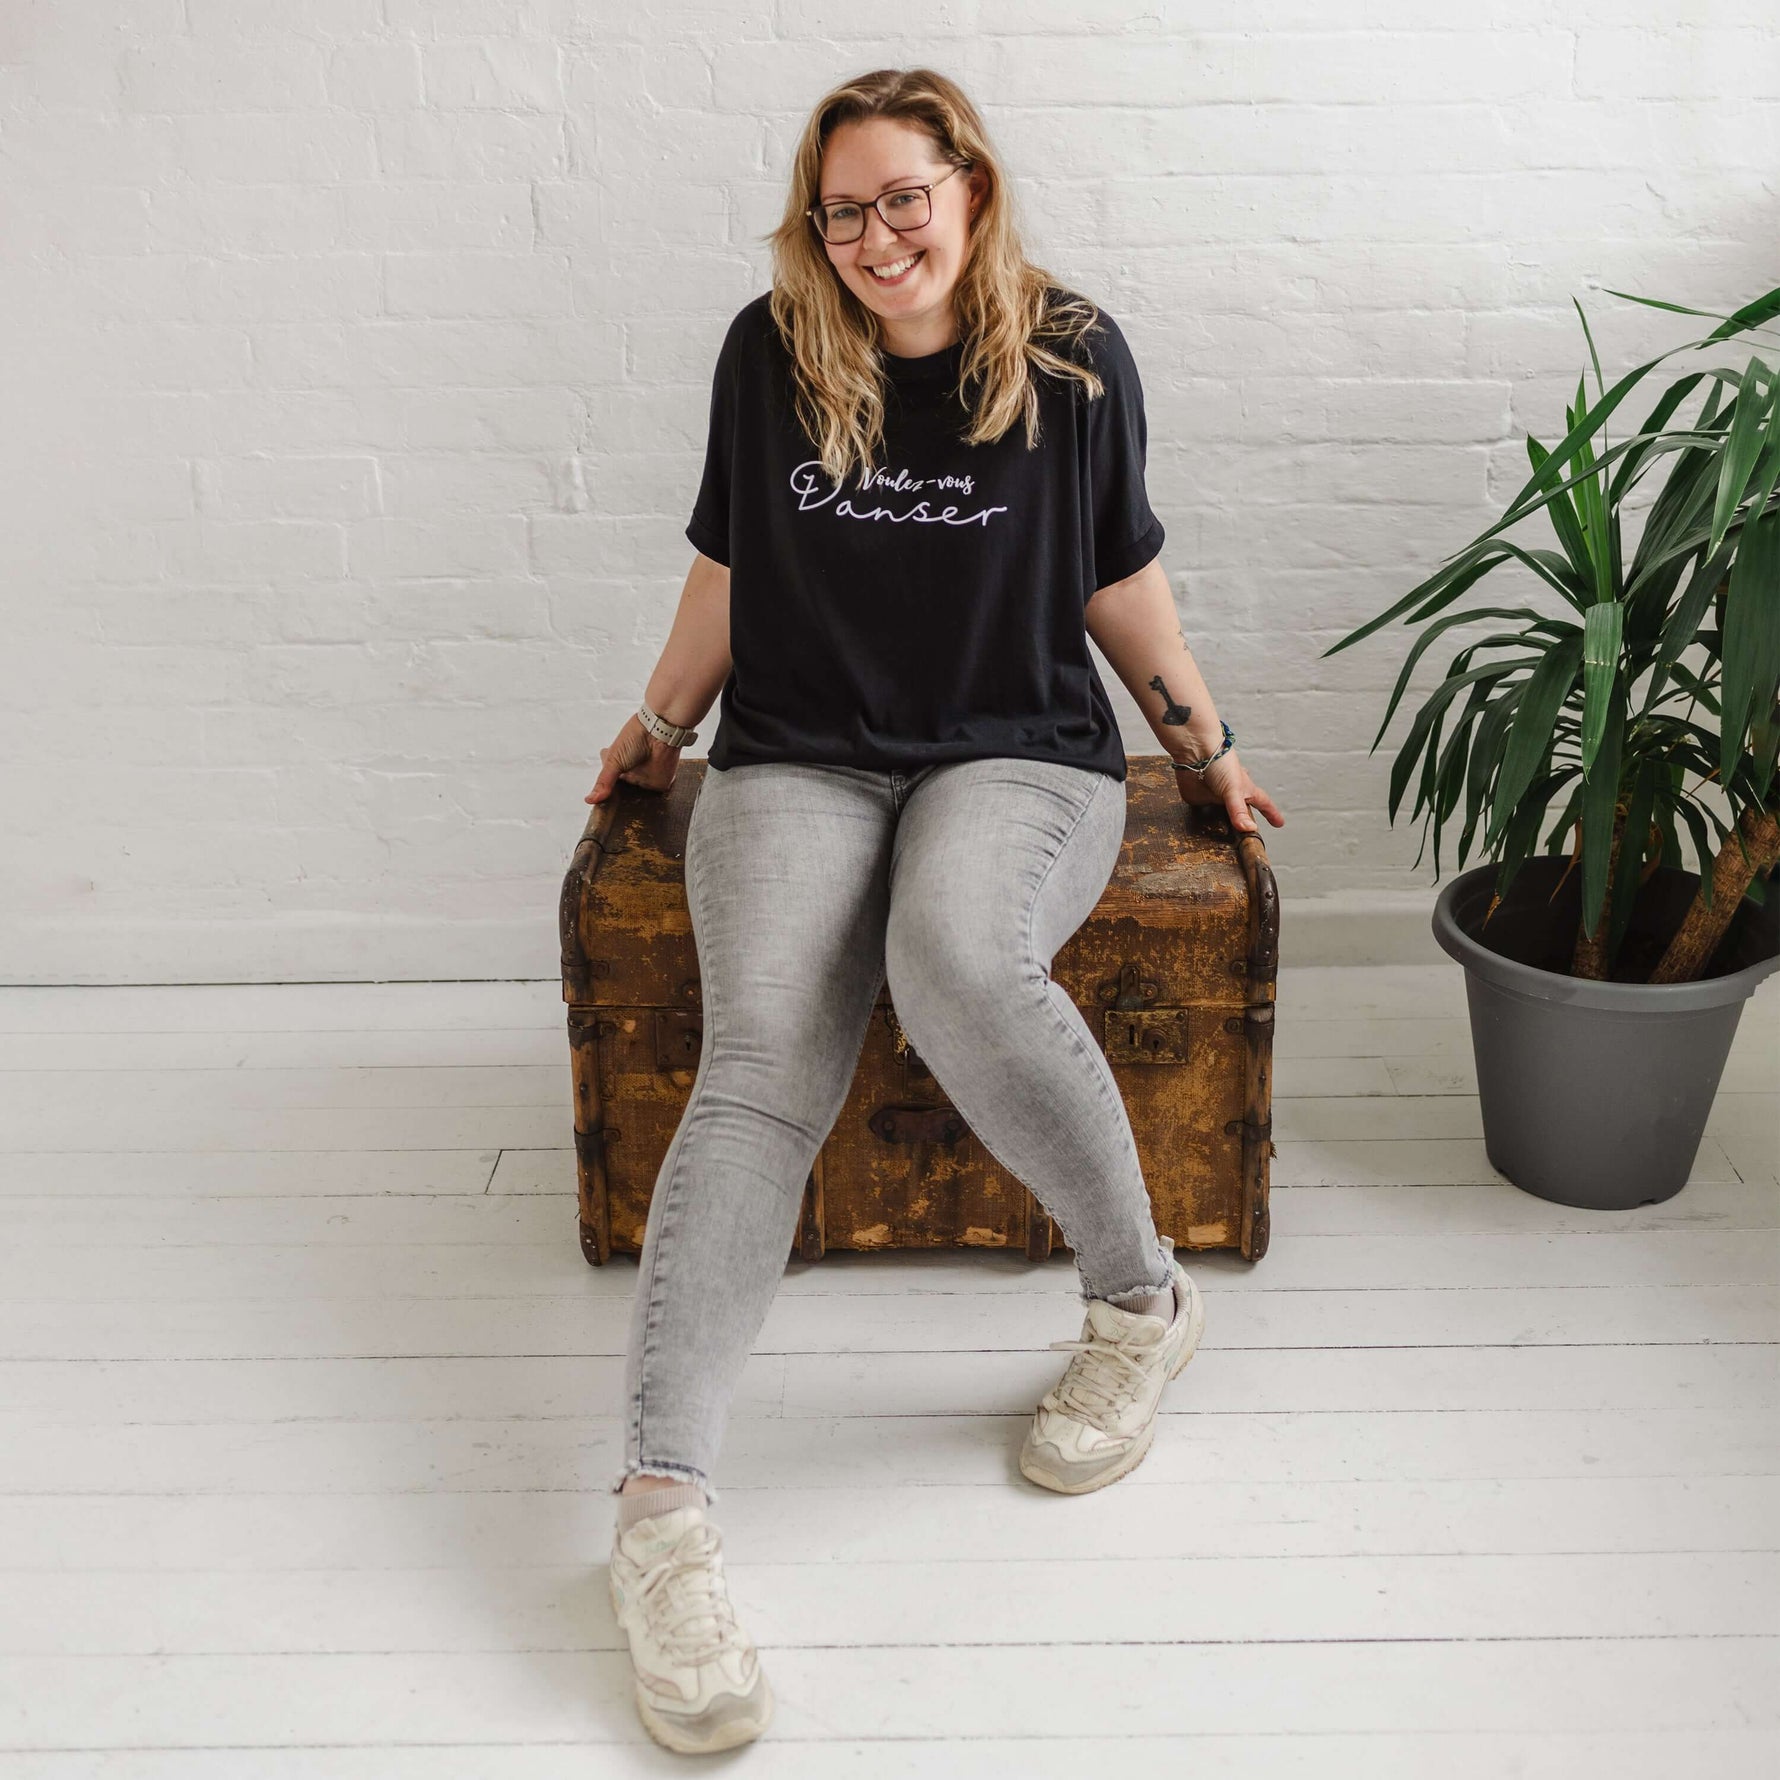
[611,1458,718,1505]
[1079,1236,1177,1310]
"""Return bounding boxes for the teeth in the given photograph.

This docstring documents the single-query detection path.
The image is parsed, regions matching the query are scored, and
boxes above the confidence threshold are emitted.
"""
[869,253,920,279]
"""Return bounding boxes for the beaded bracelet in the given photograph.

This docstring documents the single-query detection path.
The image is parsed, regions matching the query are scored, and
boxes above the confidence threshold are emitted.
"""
[1171,718,1235,777]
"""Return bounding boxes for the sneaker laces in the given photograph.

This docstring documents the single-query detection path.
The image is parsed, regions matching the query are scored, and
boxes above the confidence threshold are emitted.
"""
[1045,1324,1163,1431]
[632,1522,746,1665]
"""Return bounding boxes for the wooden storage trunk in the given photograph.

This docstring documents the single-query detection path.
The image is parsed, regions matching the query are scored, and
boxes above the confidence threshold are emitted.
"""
[559,754,1279,1266]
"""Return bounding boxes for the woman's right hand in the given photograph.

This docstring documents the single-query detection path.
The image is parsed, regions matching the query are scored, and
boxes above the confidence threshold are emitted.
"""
[585,713,682,804]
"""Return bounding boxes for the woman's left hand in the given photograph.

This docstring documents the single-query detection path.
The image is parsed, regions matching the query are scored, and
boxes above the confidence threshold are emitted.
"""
[1174,749,1285,836]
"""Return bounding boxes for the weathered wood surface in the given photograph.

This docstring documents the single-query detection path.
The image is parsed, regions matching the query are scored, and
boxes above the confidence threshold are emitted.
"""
[561,756,1278,1266]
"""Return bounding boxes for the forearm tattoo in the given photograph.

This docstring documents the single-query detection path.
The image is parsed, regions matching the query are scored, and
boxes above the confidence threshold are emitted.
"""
[1148,673,1192,730]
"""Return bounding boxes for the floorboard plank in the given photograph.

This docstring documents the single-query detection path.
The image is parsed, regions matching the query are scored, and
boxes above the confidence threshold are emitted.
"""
[0,968,1771,1760]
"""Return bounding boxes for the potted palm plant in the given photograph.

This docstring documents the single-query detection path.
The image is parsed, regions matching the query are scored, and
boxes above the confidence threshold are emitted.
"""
[1325,283,1780,1210]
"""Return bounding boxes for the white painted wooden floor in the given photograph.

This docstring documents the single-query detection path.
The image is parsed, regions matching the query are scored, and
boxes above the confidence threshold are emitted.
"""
[0,965,1774,1777]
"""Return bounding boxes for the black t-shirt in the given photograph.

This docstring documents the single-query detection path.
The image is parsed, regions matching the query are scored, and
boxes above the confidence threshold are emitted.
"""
[685,287,1165,782]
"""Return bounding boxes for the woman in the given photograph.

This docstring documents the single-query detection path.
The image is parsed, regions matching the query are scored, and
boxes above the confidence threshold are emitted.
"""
[589,68,1284,1755]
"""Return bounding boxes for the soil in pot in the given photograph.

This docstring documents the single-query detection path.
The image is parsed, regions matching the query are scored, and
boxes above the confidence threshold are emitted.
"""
[1464,857,1779,986]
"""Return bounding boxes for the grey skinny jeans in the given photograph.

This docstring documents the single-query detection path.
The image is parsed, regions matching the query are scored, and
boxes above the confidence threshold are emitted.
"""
[612,755,1176,1502]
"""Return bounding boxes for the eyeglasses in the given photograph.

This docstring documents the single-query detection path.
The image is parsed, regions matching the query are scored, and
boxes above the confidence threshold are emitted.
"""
[808,161,972,245]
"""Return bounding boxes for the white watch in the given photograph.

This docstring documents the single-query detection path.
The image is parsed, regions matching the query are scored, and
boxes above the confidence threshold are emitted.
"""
[637,699,698,748]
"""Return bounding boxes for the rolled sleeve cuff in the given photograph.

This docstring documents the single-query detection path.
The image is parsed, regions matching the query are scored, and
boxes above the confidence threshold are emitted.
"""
[685,513,729,567]
[1094,515,1165,593]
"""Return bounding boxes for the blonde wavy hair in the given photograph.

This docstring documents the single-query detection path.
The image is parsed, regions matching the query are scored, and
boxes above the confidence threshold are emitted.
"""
[762,67,1110,490]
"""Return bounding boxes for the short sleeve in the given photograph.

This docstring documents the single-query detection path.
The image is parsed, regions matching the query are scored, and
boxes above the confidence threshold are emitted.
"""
[685,306,748,567]
[1078,308,1165,592]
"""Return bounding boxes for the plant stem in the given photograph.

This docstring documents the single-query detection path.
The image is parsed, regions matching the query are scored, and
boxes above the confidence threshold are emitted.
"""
[1570,802,1627,979]
[1647,798,1780,983]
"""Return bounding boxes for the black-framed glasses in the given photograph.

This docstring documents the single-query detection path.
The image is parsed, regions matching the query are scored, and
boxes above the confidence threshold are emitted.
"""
[807,161,972,245]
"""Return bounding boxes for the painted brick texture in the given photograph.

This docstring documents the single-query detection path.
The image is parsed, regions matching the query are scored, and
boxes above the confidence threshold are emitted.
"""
[3,3,1773,980]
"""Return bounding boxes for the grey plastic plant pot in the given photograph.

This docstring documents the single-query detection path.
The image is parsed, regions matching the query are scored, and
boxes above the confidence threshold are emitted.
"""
[1431,855,1780,1210]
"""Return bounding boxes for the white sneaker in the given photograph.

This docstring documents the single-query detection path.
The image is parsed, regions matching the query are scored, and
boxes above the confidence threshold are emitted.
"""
[1019,1235,1205,1494]
[608,1503,773,1754]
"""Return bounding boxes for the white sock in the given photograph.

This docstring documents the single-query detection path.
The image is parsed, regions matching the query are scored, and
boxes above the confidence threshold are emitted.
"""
[617,1478,707,1534]
[1127,1285,1174,1322]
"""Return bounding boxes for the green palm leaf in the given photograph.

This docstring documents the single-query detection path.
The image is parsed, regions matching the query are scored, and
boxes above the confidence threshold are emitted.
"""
[1580,599,1624,775]
[1578,669,1627,939]
[1718,504,1780,794]
[1487,634,1584,846]
[1326,280,1780,980]
[1710,357,1776,556]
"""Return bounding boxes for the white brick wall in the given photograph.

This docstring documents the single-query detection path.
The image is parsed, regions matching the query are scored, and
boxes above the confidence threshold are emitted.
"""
[2,2,1774,983]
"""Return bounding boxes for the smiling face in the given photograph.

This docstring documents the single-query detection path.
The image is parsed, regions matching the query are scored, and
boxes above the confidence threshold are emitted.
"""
[815,116,985,356]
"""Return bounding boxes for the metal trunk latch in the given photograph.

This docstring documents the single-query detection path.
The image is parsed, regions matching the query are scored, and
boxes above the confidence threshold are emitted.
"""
[1097,960,1190,1064]
[868,1105,966,1145]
